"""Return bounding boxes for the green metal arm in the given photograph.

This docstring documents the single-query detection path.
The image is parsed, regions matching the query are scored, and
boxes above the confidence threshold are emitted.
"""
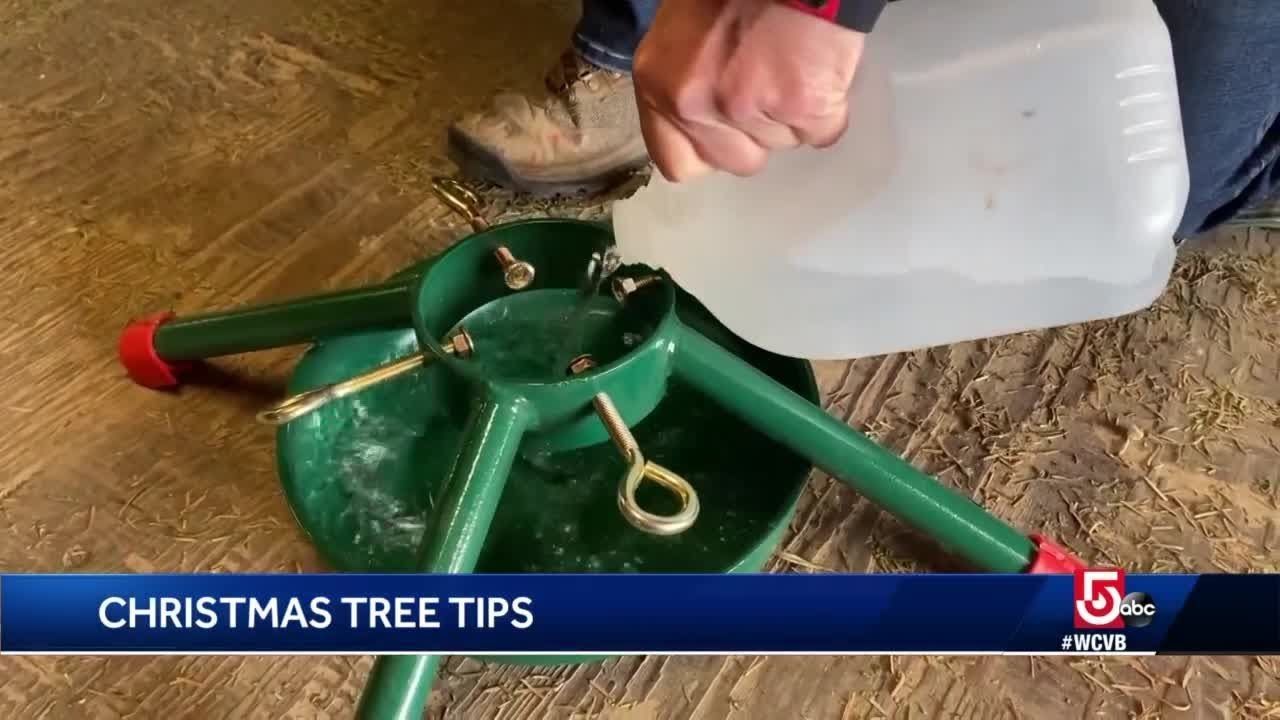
[153,279,418,361]
[355,395,532,720]
[672,326,1034,573]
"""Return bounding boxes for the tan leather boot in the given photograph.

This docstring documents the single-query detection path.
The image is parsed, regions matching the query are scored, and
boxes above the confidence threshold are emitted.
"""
[448,50,649,196]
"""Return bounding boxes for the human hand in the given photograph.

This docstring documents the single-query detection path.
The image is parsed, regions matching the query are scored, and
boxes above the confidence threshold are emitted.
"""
[633,0,867,182]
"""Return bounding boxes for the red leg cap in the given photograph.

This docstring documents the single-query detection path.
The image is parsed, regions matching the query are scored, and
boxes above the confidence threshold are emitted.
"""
[1026,534,1087,574]
[119,312,190,389]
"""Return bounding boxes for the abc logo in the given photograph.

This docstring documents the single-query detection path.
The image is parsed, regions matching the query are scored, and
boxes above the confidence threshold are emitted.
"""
[1074,569,1157,629]
[1119,591,1156,628]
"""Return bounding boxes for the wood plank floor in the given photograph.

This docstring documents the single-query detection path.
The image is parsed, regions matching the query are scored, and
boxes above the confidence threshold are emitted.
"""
[0,1,1276,718]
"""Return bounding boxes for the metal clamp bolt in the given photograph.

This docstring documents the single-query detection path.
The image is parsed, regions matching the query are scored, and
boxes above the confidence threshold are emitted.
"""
[567,354,699,536]
[431,177,535,291]
[257,328,474,426]
[494,246,536,290]
[611,275,662,304]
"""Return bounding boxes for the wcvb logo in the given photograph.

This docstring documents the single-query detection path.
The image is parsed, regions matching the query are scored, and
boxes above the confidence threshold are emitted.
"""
[1073,568,1156,629]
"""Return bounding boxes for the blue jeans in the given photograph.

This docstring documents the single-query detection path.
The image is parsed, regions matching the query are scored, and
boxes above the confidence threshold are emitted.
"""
[573,0,1278,238]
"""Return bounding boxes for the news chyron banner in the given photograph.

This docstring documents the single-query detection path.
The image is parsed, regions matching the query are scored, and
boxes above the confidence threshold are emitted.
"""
[0,572,1275,655]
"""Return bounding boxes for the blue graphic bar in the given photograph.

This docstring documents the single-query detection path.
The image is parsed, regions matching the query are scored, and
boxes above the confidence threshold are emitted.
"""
[0,574,1274,654]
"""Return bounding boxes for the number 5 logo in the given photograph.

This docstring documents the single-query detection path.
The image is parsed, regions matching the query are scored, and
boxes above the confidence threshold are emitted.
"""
[1074,568,1125,629]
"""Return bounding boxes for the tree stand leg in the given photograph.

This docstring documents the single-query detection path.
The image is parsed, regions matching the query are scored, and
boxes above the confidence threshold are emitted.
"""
[672,327,1083,574]
[118,280,417,389]
[355,396,531,720]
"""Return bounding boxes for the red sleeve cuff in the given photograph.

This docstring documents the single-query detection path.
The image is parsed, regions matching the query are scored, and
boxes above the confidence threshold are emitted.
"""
[119,312,190,388]
[779,0,888,33]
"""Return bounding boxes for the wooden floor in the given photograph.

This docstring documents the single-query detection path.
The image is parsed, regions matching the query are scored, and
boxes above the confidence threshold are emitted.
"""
[1,0,1278,718]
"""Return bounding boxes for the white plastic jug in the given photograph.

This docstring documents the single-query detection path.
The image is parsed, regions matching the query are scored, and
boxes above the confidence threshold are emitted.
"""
[612,0,1189,360]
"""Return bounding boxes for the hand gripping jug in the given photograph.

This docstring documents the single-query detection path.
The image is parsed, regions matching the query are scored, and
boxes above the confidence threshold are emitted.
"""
[612,0,1189,360]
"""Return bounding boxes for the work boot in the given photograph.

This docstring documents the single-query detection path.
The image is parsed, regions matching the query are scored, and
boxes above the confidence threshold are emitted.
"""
[447,50,648,197]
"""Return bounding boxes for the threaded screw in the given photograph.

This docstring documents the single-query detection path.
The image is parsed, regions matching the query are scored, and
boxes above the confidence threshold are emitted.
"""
[610,275,661,304]
[494,246,535,290]
[567,354,640,458]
